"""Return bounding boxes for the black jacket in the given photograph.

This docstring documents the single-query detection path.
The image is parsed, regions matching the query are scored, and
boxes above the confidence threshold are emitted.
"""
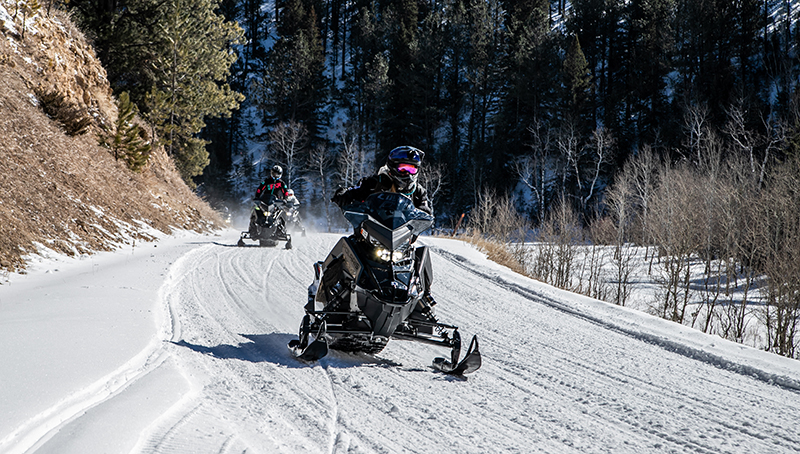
[332,172,433,215]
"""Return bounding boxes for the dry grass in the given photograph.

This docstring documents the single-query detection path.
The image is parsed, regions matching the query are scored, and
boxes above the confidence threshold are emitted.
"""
[0,5,221,273]
[455,232,528,276]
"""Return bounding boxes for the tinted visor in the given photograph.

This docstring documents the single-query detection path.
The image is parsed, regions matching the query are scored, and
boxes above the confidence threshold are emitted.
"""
[395,163,418,175]
[388,147,423,165]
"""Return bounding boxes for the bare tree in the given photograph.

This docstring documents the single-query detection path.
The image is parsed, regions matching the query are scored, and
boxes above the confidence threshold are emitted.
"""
[623,145,660,268]
[556,121,581,202]
[724,104,756,172]
[514,119,554,223]
[269,120,308,189]
[759,156,800,358]
[603,169,637,306]
[419,161,447,209]
[647,162,700,323]
[533,198,582,290]
[308,145,333,231]
[724,102,782,191]
[716,156,758,342]
[582,126,615,209]
[336,127,369,188]
[683,102,710,166]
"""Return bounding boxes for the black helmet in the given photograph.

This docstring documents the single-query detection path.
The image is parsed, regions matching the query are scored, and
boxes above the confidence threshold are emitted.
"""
[270,165,283,179]
[387,146,424,192]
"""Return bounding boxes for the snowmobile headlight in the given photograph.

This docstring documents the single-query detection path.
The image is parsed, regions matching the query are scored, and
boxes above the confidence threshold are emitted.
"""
[375,248,407,263]
[376,247,392,262]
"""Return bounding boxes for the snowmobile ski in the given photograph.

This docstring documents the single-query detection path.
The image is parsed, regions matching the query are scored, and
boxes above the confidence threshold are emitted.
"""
[288,319,329,361]
[432,335,481,375]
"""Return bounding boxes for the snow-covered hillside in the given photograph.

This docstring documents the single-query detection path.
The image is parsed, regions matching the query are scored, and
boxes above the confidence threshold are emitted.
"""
[2,229,799,453]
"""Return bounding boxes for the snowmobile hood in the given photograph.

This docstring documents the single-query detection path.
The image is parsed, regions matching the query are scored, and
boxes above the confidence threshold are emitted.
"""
[343,192,433,250]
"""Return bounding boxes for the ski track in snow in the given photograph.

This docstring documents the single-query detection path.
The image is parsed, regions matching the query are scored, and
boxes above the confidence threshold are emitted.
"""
[4,231,800,453]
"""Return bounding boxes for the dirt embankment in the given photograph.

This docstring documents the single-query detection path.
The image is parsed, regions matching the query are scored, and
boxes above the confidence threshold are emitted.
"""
[0,2,222,273]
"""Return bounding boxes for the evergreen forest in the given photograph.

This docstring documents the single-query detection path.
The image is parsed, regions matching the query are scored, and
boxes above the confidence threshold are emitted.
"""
[66,0,799,223]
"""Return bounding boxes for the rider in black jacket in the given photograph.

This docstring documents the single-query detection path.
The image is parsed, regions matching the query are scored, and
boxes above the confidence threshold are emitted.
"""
[331,146,437,316]
[331,146,432,215]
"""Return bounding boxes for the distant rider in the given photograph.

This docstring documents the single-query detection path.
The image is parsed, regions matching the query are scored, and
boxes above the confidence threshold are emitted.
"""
[331,146,432,215]
[252,165,288,227]
[285,188,300,208]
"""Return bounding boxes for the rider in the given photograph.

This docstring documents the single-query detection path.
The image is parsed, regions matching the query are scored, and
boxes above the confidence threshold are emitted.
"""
[253,165,288,227]
[330,145,437,317]
[284,188,306,235]
[285,188,300,208]
[331,146,432,215]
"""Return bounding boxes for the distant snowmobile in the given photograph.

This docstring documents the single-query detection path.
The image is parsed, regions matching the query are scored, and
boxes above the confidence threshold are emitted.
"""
[238,197,292,249]
[281,202,306,237]
[288,192,481,375]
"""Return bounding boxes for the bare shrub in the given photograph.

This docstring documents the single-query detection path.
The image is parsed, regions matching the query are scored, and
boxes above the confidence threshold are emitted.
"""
[758,155,800,358]
[467,190,520,243]
[465,190,531,275]
[36,89,93,135]
[531,198,582,290]
[647,162,702,323]
[601,170,638,306]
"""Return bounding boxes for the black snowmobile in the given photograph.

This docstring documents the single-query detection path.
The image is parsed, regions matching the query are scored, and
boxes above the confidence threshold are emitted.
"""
[288,192,481,375]
[237,196,292,249]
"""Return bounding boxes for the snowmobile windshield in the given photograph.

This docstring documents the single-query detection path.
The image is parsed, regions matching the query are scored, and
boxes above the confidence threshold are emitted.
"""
[342,192,433,250]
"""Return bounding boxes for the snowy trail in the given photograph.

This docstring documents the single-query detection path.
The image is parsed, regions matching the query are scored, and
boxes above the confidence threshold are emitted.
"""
[2,230,800,453]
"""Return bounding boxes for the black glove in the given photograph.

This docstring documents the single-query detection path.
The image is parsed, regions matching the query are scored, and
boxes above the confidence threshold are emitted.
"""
[331,187,347,207]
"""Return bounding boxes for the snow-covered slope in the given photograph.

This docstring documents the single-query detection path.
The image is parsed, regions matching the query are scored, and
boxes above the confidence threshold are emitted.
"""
[2,230,799,453]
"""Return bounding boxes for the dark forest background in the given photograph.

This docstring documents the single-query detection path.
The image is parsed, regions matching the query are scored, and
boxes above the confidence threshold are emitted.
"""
[65,0,800,224]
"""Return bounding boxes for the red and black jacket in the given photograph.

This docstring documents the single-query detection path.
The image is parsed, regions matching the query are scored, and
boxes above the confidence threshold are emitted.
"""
[255,177,288,202]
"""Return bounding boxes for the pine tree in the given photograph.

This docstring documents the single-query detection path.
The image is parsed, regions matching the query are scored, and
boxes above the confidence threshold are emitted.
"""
[102,91,152,172]
[562,34,592,126]
[495,0,557,181]
[257,0,328,144]
[144,0,243,185]
[345,6,390,156]
[628,0,675,145]
[381,0,423,151]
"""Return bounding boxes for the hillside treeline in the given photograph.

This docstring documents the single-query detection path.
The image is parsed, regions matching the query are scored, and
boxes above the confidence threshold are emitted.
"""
[68,0,800,222]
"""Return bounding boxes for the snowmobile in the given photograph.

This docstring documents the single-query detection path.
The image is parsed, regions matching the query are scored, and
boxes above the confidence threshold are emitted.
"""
[288,192,481,375]
[237,196,292,249]
[281,202,306,237]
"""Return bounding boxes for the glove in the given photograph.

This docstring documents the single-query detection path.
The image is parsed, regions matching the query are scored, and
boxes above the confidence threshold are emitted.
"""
[331,187,347,206]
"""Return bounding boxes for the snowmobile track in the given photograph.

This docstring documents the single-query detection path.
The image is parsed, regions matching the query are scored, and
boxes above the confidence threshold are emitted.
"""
[430,246,800,393]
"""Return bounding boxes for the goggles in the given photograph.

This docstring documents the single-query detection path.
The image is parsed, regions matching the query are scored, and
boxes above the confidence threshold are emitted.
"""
[395,163,418,175]
[388,147,424,165]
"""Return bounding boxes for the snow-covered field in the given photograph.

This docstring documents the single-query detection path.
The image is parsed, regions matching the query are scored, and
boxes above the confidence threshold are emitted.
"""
[2,229,800,453]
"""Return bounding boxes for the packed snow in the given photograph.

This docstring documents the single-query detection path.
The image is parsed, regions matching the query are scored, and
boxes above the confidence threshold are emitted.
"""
[2,228,800,453]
